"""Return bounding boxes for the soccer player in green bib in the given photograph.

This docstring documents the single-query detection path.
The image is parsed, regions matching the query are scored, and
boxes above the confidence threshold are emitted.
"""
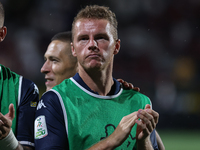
[0,2,39,150]
[35,5,160,150]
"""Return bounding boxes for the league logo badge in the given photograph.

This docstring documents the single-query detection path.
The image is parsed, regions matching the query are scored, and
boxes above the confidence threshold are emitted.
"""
[34,115,48,139]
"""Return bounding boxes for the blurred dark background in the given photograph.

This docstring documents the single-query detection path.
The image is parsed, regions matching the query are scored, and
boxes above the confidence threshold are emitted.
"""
[0,0,200,131]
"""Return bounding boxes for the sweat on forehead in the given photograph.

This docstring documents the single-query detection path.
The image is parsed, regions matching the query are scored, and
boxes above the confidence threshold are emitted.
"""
[72,5,118,40]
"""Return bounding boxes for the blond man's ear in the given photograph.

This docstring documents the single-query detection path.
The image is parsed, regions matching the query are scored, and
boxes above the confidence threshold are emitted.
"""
[0,26,7,42]
[71,42,77,57]
[113,39,120,55]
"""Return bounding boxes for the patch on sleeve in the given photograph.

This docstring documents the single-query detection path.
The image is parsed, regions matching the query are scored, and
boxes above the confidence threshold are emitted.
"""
[34,115,48,139]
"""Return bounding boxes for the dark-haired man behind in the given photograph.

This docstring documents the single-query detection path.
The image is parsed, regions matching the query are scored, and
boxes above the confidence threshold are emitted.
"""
[41,31,78,92]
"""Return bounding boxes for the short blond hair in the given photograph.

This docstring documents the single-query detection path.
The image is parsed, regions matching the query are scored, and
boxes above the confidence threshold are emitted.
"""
[72,5,118,41]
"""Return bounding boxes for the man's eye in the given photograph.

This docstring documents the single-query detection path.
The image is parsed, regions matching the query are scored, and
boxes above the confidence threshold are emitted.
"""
[53,59,58,62]
[50,59,58,62]
[81,37,88,41]
[97,37,104,39]
[96,36,108,40]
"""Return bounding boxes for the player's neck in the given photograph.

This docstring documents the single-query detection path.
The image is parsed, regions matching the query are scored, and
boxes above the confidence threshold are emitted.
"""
[79,67,113,96]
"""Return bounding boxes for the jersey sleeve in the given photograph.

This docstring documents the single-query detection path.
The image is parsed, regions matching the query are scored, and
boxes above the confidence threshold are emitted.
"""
[16,77,39,147]
[34,90,68,150]
[150,129,159,150]
[148,100,159,150]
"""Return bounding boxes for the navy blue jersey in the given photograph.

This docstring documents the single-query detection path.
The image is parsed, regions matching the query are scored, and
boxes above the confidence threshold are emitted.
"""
[0,64,39,148]
[35,91,68,149]
[35,73,158,150]
[17,77,39,147]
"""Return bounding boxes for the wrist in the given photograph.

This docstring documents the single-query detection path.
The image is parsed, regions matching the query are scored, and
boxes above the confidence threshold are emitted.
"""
[87,137,116,150]
[0,129,19,150]
[97,137,116,150]
[137,136,153,150]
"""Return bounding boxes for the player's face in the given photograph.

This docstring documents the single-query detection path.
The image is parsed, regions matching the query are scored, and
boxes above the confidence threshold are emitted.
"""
[41,40,77,91]
[0,26,7,42]
[72,19,120,72]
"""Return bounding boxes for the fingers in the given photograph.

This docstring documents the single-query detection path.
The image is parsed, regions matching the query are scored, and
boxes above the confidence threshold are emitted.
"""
[133,87,140,92]
[0,114,4,128]
[8,104,15,120]
[117,78,140,92]
[117,79,123,83]
[119,111,138,131]
[137,109,155,132]
[0,104,15,139]
[0,113,10,128]
[135,107,159,141]
[135,119,150,137]
[0,113,9,140]
[0,109,13,134]
[108,111,138,148]
[117,79,129,88]
[123,80,132,89]
[0,124,7,137]
[144,106,159,124]
[145,104,151,110]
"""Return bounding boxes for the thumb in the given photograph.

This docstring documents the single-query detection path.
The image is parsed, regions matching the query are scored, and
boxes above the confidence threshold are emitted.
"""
[145,104,151,110]
[8,103,15,120]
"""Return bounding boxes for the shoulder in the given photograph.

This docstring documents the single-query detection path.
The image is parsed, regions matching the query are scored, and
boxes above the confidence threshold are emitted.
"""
[41,90,60,101]
[19,77,39,105]
[21,77,39,93]
[37,90,61,111]
[122,88,148,97]
[36,90,64,125]
[53,78,72,89]
[52,78,75,94]
[22,77,35,86]
[0,64,20,79]
[122,89,151,104]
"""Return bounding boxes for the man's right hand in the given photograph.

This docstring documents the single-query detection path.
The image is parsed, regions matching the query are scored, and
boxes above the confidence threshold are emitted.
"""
[87,111,139,150]
[0,103,15,140]
[106,111,138,148]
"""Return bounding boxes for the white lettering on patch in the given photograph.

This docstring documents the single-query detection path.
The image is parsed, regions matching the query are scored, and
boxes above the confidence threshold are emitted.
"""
[34,115,48,139]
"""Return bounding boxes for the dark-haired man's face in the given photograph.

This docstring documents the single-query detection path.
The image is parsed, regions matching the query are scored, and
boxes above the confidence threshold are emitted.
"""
[41,40,77,91]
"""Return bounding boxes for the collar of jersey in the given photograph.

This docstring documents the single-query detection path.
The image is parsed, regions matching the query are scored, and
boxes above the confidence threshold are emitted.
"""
[72,73,121,96]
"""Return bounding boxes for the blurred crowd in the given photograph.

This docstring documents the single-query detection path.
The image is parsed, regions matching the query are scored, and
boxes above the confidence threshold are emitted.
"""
[0,0,199,129]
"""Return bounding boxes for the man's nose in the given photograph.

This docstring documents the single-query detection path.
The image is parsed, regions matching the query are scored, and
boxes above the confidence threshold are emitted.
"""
[88,39,98,51]
[41,61,50,74]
